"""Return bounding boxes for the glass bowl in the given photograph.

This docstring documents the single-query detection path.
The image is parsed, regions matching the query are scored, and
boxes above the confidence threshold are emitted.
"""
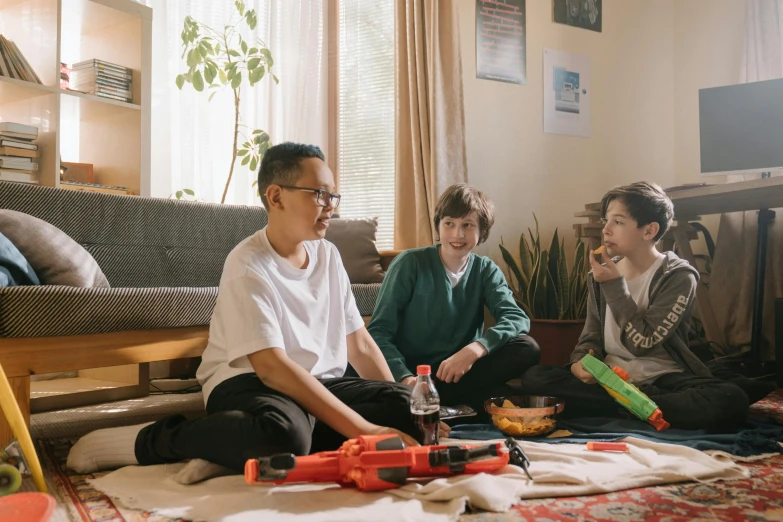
[484,395,565,437]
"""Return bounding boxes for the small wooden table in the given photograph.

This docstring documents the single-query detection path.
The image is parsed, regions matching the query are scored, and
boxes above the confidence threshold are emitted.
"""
[574,177,783,354]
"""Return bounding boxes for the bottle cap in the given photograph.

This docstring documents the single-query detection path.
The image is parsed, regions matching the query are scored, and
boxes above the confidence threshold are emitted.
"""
[416,365,431,376]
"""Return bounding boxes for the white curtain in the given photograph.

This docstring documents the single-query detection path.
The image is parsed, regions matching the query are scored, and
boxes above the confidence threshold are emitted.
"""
[709,0,783,359]
[138,0,327,205]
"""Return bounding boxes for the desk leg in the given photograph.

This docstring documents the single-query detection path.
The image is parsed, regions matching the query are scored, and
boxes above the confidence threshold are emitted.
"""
[750,209,775,362]
[672,225,727,352]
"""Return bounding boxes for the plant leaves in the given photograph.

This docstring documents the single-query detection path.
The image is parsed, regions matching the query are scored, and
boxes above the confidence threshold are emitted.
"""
[183,188,195,196]
[248,57,261,70]
[236,149,248,156]
[176,190,183,199]
[499,243,524,292]
[208,91,217,102]
[175,74,185,89]
[250,67,264,84]
[249,157,258,172]
[272,74,279,84]
[231,71,242,89]
[228,50,241,58]
[241,154,251,166]
[219,69,227,84]
[241,40,248,55]
[204,65,215,84]
[192,69,204,91]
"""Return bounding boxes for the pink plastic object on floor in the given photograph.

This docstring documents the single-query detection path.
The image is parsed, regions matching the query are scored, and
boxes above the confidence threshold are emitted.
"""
[0,492,56,522]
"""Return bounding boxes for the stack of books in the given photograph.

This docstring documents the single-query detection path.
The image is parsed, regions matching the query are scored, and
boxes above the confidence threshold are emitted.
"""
[69,59,133,103]
[0,35,42,84]
[0,122,39,185]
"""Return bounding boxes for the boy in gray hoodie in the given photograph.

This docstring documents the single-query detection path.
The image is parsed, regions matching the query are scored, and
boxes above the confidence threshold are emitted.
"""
[521,182,750,431]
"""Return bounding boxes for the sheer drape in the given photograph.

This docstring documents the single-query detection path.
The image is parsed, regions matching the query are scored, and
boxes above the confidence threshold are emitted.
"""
[138,0,327,205]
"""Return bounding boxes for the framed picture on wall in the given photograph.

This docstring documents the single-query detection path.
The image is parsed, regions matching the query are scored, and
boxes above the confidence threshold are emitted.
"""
[553,0,602,33]
[476,0,526,84]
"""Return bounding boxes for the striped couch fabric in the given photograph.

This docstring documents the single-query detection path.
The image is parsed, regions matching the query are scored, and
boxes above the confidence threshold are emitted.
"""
[0,183,381,338]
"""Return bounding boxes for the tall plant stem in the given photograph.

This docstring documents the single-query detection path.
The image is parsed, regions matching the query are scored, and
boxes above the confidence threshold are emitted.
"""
[221,88,241,204]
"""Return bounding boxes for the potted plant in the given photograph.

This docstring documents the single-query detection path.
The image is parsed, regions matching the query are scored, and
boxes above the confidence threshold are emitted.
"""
[175,1,276,203]
[499,215,589,366]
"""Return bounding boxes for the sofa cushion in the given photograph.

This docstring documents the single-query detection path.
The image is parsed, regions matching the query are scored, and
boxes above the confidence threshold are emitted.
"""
[0,209,110,288]
[0,283,384,338]
[0,231,40,287]
[325,218,385,284]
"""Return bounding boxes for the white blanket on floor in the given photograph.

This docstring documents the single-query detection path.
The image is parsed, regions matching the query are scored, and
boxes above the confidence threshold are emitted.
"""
[89,437,749,522]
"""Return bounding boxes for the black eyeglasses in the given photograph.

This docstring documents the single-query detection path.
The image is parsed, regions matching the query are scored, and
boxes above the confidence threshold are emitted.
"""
[278,185,341,209]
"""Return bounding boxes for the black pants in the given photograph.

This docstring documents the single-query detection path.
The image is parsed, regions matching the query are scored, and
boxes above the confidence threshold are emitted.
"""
[134,374,420,472]
[431,334,540,422]
[520,364,750,432]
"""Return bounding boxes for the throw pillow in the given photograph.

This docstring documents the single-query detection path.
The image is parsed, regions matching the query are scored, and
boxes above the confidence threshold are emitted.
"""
[0,231,40,287]
[0,209,110,287]
[325,217,385,284]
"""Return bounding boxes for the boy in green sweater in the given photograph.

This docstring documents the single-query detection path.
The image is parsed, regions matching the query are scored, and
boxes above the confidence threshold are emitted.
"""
[368,184,540,419]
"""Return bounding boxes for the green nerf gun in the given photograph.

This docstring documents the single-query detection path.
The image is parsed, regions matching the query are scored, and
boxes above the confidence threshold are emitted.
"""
[580,354,670,431]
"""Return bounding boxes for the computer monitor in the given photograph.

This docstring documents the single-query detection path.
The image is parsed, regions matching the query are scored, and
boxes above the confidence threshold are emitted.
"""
[699,78,783,176]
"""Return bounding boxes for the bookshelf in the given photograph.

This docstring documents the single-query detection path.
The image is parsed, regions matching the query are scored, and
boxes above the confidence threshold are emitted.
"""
[1,0,152,409]
[0,0,151,195]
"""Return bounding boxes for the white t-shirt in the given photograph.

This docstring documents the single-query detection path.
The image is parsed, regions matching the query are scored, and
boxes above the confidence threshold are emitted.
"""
[197,227,365,403]
[442,257,470,287]
[604,255,682,385]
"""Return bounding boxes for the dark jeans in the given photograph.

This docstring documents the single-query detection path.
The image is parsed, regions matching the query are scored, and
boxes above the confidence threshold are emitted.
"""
[520,364,750,432]
[134,374,420,472]
[431,334,540,422]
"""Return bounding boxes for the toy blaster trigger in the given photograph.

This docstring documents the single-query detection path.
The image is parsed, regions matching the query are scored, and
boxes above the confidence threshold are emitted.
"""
[580,354,670,431]
[245,434,532,492]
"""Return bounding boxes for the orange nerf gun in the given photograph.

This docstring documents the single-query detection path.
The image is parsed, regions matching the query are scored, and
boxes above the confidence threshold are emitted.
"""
[245,434,532,492]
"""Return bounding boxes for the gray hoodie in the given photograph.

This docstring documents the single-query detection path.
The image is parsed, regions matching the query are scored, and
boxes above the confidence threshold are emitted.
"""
[570,251,710,377]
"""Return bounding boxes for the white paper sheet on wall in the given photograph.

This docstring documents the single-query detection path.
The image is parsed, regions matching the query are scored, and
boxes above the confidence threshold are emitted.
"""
[543,49,592,138]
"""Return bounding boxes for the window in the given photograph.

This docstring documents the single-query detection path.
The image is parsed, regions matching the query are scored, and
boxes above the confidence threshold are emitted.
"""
[334,0,395,249]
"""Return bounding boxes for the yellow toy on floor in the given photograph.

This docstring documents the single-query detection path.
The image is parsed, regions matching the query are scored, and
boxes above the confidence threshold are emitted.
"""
[0,363,46,494]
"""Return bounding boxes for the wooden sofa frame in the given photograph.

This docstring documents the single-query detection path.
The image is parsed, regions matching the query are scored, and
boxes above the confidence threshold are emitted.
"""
[0,250,401,445]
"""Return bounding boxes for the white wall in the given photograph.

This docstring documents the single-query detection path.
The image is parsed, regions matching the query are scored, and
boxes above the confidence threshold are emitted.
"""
[460,0,676,261]
[673,0,745,184]
[459,0,746,265]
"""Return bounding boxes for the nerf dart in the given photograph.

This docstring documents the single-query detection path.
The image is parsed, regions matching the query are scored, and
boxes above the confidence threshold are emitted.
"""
[587,441,627,452]
[580,354,670,431]
[245,434,533,492]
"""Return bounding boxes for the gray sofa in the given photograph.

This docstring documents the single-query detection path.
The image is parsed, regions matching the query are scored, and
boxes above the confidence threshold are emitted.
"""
[0,182,393,444]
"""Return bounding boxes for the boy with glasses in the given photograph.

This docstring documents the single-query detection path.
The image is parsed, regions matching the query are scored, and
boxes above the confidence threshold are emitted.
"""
[68,142,422,481]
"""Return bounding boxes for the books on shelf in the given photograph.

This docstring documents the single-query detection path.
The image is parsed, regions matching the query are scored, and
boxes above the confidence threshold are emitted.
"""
[0,138,37,150]
[60,181,133,196]
[0,122,39,179]
[0,146,38,159]
[69,59,133,103]
[0,35,42,84]
[0,156,37,170]
[0,169,38,184]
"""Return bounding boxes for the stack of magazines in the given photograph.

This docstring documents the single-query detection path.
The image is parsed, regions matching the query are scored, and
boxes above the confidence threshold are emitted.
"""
[70,59,133,103]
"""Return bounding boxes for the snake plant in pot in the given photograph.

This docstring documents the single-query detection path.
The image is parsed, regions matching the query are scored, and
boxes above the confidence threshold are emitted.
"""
[498,214,590,365]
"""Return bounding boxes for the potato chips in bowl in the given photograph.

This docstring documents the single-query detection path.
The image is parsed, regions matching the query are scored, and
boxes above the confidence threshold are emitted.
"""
[484,396,565,437]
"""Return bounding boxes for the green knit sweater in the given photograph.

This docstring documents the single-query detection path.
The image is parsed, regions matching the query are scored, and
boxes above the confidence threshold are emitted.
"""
[368,245,530,381]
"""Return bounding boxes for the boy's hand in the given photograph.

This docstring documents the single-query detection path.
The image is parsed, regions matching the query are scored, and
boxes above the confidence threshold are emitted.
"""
[401,375,417,386]
[436,342,487,383]
[571,350,598,384]
[589,250,621,283]
[364,424,420,447]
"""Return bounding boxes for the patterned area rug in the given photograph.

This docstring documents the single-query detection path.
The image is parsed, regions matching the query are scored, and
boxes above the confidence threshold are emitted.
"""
[29,390,783,522]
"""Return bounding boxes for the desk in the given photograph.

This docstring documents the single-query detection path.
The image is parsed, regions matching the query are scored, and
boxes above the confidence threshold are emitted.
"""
[574,177,783,356]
